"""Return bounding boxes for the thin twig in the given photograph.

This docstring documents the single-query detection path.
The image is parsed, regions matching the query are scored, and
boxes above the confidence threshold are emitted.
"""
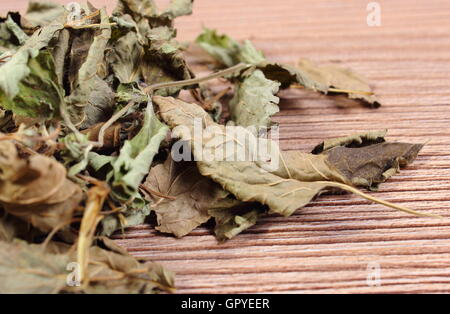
[203,86,231,110]
[0,55,10,63]
[140,184,177,200]
[291,83,374,96]
[318,181,443,218]
[64,23,117,29]
[142,63,249,94]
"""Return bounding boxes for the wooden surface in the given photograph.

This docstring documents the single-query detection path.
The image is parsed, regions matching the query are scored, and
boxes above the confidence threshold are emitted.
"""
[8,0,450,293]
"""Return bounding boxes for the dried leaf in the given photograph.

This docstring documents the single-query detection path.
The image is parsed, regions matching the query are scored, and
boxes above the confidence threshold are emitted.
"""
[82,245,175,294]
[312,130,423,190]
[107,21,192,96]
[0,141,83,232]
[229,69,280,127]
[196,28,264,67]
[106,30,144,84]
[113,0,193,29]
[111,102,169,202]
[0,50,65,118]
[24,1,66,27]
[0,14,28,48]
[209,197,264,241]
[258,62,318,90]
[295,59,380,107]
[0,19,64,118]
[154,96,429,217]
[197,29,379,106]
[113,0,159,22]
[143,155,225,237]
[141,27,192,96]
[0,240,175,294]
[0,240,70,293]
[163,0,194,19]
[98,102,169,235]
[65,8,114,128]
[311,130,387,153]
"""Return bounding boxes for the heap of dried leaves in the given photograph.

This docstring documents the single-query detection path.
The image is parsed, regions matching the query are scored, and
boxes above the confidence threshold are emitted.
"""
[0,0,439,293]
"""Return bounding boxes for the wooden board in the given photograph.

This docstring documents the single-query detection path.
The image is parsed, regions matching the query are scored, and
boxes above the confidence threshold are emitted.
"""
[7,0,450,293]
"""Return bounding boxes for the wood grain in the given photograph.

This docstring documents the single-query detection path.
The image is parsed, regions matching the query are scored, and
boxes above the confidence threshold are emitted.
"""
[7,0,450,293]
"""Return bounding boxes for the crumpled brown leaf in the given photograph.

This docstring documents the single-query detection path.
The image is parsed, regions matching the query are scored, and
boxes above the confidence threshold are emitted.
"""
[81,122,122,149]
[0,141,83,232]
[142,155,226,237]
[311,130,423,190]
[295,59,380,107]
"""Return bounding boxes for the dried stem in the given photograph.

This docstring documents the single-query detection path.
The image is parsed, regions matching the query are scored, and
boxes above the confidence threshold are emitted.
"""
[142,63,249,94]
[291,83,374,96]
[140,184,177,200]
[320,181,442,218]
[64,23,117,29]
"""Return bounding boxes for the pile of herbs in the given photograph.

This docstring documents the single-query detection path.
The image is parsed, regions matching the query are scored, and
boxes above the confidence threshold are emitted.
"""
[0,0,439,293]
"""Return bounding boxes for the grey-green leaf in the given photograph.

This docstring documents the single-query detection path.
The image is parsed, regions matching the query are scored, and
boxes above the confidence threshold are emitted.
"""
[112,102,169,202]
[230,69,280,127]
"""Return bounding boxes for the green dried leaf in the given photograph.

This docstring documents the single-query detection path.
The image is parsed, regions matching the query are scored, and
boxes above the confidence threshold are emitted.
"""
[107,31,145,84]
[107,24,191,96]
[213,209,261,241]
[111,102,169,202]
[2,15,29,47]
[65,8,114,128]
[163,0,194,19]
[209,197,264,241]
[141,27,192,96]
[113,0,159,22]
[98,102,169,235]
[237,40,265,65]
[0,50,64,118]
[60,133,93,177]
[196,28,264,67]
[229,69,280,127]
[0,20,64,118]
[197,28,379,106]
[101,204,151,236]
[114,0,193,29]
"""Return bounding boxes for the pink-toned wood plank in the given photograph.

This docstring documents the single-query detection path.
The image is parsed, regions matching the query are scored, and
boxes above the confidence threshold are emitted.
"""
[5,0,450,293]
